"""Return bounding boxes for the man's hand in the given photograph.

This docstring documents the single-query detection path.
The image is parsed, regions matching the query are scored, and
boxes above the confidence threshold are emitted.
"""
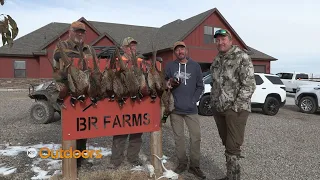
[166,78,181,89]
[166,80,173,89]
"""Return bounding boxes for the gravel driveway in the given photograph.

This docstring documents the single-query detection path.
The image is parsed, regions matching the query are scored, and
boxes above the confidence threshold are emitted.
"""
[0,91,319,180]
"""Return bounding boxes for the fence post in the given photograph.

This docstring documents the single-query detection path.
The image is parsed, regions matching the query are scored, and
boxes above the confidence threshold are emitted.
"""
[150,126,163,178]
[62,116,77,180]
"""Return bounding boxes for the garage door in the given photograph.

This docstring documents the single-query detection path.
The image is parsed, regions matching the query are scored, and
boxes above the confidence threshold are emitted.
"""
[254,65,266,73]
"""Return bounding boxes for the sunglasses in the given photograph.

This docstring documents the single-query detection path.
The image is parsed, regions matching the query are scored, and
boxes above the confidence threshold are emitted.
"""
[214,29,230,38]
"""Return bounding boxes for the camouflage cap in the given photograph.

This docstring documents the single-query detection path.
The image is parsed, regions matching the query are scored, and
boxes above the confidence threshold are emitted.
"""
[122,37,138,46]
[214,29,232,38]
[173,41,186,50]
[70,21,86,31]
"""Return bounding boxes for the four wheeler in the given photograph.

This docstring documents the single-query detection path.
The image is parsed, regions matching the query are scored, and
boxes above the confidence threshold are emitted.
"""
[28,81,61,124]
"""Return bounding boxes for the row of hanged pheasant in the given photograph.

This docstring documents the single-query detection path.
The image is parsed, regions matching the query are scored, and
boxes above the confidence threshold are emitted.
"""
[52,39,178,122]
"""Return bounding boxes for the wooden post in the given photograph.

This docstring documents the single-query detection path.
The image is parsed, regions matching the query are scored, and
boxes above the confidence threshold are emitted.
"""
[150,60,164,178]
[62,115,77,180]
[150,128,163,178]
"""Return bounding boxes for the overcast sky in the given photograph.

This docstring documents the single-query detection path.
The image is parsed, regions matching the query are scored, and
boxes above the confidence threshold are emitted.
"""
[1,0,320,75]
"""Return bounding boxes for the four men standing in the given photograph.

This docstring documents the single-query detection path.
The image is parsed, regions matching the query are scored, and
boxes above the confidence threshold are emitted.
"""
[54,20,255,180]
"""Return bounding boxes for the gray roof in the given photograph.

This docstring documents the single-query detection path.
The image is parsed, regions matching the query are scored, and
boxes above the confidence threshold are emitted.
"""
[0,8,277,61]
[247,46,277,61]
[0,22,69,56]
[88,21,158,54]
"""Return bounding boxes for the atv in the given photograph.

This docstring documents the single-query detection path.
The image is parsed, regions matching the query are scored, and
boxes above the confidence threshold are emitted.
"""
[28,81,61,124]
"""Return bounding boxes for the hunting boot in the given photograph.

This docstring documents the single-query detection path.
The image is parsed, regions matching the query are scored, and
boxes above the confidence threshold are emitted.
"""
[224,153,241,180]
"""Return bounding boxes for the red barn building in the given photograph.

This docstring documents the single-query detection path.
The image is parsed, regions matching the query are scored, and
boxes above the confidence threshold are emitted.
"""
[0,8,276,81]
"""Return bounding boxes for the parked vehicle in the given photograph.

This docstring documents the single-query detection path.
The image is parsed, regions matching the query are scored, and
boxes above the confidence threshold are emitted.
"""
[28,81,61,124]
[295,84,320,114]
[197,73,287,116]
[276,72,320,93]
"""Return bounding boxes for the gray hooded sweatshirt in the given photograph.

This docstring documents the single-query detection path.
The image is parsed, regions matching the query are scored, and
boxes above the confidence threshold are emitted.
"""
[164,58,204,115]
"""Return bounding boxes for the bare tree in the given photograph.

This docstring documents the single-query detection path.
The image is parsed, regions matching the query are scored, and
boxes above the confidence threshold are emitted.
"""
[0,0,19,47]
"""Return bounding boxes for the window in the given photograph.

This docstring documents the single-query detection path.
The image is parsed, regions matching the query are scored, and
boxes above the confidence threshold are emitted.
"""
[296,73,308,79]
[204,26,213,44]
[14,60,26,78]
[254,75,264,85]
[253,65,266,73]
[277,73,293,79]
[203,75,212,84]
[265,75,284,85]
[204,26,221,44]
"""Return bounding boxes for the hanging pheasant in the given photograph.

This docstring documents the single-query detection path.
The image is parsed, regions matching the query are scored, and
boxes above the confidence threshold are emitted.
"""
[100,52,116,102]
[161,77,180,122]
[119,48,140,102]
[86,49,103,106]
[112,47,129,107]
[56,39,89,107]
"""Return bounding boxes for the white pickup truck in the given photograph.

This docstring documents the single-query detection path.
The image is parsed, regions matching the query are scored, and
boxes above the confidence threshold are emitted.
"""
[276,72,320,93]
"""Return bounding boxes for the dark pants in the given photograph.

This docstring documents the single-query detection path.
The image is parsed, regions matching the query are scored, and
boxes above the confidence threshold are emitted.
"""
[76,138,87,165]
[110,133,143,165]
[213,109,249,156]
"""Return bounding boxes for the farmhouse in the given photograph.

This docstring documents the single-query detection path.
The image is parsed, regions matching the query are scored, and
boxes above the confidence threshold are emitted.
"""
[0,8,277,79]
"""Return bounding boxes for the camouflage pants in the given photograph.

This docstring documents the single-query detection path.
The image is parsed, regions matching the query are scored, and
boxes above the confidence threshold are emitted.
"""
[110,133,143,165]
[212,109,249,155]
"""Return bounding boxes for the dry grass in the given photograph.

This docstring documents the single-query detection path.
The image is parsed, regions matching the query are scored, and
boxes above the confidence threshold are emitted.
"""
[49,167,185,180]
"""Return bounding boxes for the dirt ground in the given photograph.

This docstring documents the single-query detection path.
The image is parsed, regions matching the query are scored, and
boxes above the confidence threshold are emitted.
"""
[0,91,319,180]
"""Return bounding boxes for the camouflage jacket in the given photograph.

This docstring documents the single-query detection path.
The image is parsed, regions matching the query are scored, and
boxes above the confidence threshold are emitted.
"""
[53,38,98,71]
[210,45,256,112]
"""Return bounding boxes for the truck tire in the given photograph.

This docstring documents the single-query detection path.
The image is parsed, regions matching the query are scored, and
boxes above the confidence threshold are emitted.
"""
[262,96,280,116]
[199,95,213,116]
[29,100,55,124]
[298,96,317,114]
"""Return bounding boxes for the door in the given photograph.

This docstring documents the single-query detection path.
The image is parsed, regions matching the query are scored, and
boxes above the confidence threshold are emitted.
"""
[253,65,266,73]
[251,74,267,103]
[277,73,294,92]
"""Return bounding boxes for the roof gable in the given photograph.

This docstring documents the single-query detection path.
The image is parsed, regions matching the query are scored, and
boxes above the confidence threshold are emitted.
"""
[146,8,248,54]
[90,32,118,46]
[0,8,277,61]
[88,21,158,53]
[38,17,101,50]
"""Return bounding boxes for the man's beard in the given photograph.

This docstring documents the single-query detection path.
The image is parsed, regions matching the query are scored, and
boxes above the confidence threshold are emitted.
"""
[74,37,83,44]
[177,54,186,60]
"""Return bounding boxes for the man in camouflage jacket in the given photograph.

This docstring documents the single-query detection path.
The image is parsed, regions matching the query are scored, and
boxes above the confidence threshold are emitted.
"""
[210,29,256,180]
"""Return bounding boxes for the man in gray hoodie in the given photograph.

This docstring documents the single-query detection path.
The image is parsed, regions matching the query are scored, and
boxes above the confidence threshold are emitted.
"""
[164,41,206,179]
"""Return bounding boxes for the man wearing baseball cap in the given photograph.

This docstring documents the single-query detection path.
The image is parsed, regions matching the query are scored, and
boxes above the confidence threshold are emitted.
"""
[52,21,98,169]
[164,41,206,179]
[210,29,256,180]
[109,36,145,168]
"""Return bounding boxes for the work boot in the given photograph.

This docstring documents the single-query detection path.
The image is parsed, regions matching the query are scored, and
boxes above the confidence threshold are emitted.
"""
[225,153,241,180]
[188,166,206,179]
[174,163,188,174]
[129,159,143,167]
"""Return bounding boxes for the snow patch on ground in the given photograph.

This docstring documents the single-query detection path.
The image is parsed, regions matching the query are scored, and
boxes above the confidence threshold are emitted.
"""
[0,143,111,179]
[0,163,17,176]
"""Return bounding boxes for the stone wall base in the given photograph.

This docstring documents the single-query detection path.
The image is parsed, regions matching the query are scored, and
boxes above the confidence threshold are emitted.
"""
[0,78,53,89]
